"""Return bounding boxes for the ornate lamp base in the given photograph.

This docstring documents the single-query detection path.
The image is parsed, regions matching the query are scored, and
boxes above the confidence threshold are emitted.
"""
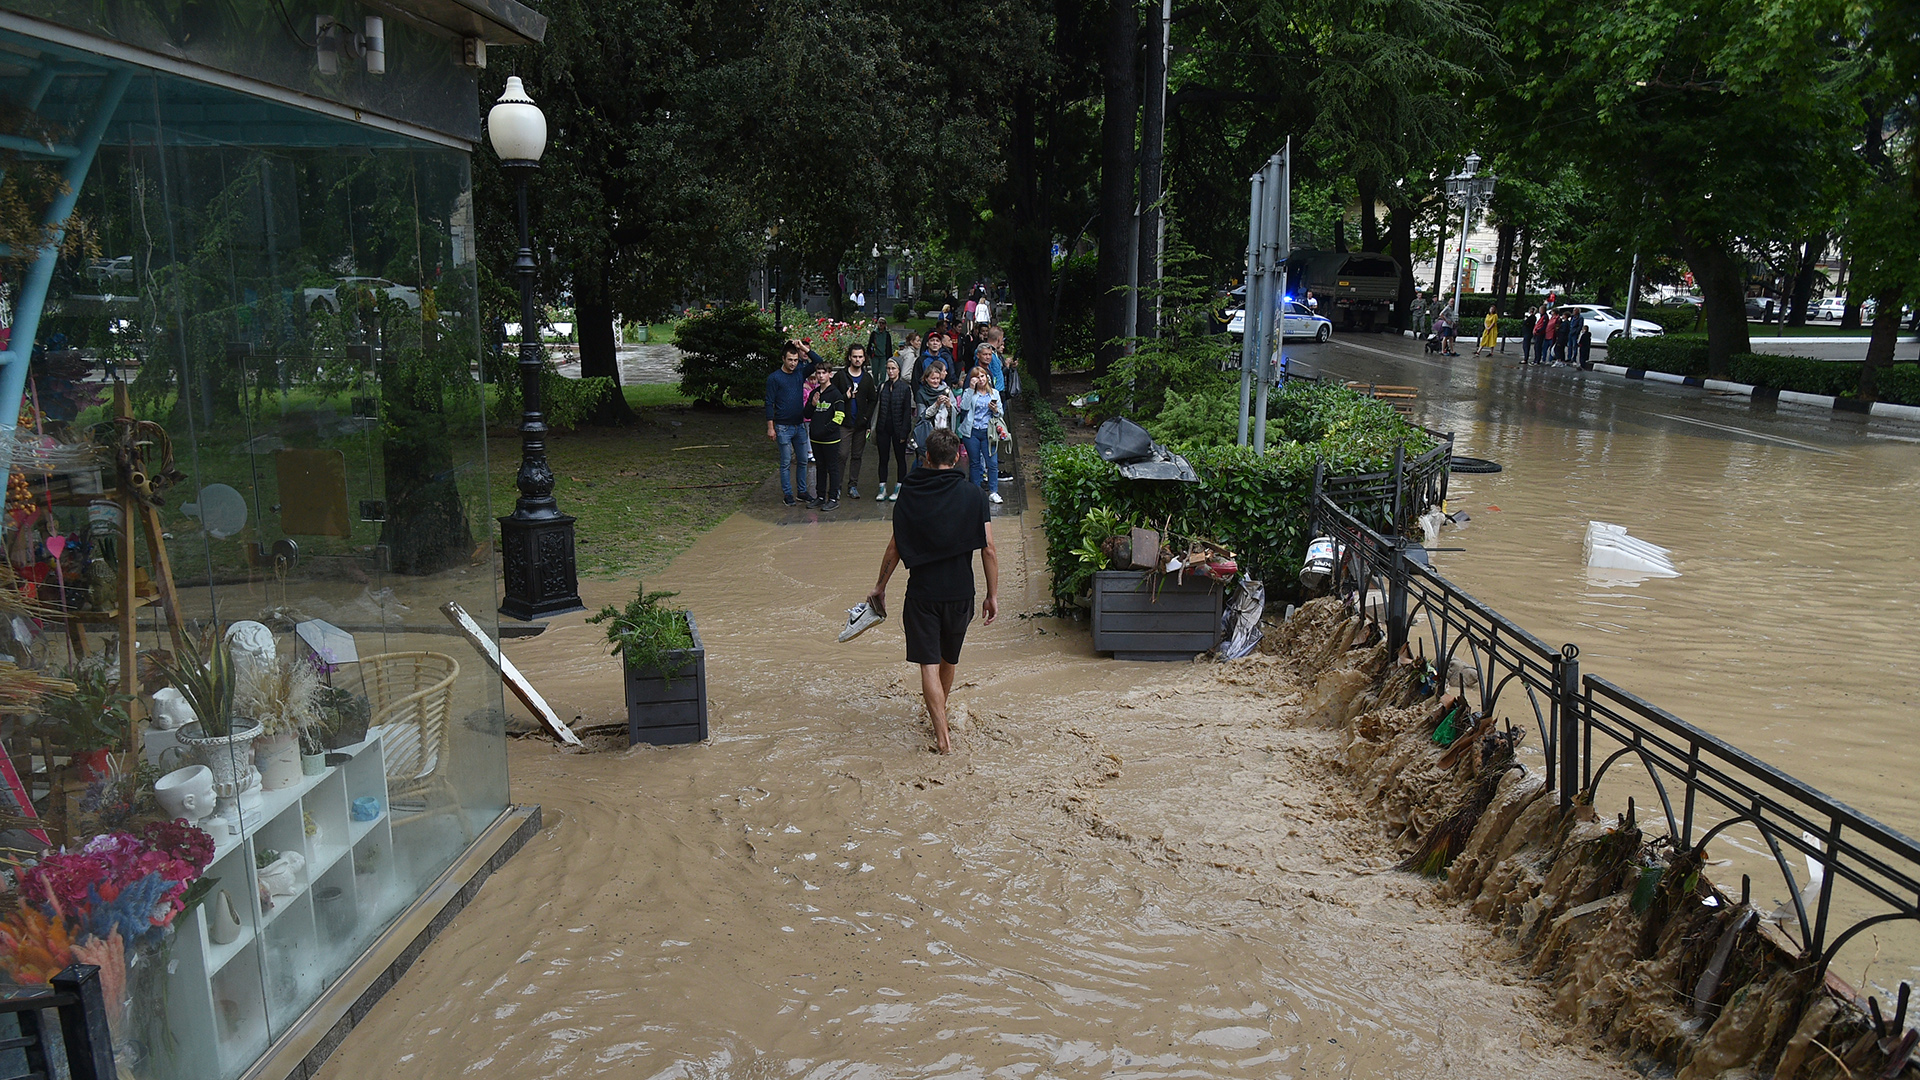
[498,513,584,620]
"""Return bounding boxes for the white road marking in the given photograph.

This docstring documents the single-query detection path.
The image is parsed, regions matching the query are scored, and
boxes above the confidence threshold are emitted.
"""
[1651,413,1841,454]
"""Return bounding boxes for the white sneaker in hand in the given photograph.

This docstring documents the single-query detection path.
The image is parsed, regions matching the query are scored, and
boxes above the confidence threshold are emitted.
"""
[838,601,885,642]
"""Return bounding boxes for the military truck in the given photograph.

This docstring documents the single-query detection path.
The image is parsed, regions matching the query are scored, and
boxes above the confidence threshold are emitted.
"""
[1285,250,1400,332]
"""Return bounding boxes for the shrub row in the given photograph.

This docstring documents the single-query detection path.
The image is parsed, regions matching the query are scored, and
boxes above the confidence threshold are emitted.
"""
[1605,336,1711,377]
[1726,353,1861,398]
[1595,342,1920,406]
[1875,364,1920,406]
[1026,394,1066,446]
[1038,382,1433,607]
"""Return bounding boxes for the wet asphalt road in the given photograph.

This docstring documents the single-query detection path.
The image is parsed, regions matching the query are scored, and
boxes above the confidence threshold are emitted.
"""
[1282,331,1920,454]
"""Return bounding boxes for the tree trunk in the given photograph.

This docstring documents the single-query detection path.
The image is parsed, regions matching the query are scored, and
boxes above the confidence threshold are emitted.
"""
[1787,235,1825,326]
[1489,220,1505,299]
[1857,289,1905,401]
[1515,230,1532,300]
[1005,83,1054,396]
[1677,232,1751,377]
[1136,0,1166,340]
[1389,202,1414,331]
[1358,176,1379,252]
[576,300,636,425]
[1431,226,1446,296]
[1092,0,1138,378]
[1334,217,1348,253]
[1838,257,1862,328]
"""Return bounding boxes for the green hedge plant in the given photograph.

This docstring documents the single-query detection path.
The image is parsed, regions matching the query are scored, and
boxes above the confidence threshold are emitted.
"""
[675,303,784,406]
[1606,336,1710,377]
[1871,363,1920,406]
[1727,354,1860,397]
[1038,382,1434,609]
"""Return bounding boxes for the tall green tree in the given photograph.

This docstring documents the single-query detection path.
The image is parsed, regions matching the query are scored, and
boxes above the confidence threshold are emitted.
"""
[1490,0,1858,375]
[478,0,774,424]
[1844,0,1920,400]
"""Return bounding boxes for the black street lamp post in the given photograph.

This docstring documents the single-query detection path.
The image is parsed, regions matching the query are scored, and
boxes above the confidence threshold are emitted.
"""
[490,77,582,621]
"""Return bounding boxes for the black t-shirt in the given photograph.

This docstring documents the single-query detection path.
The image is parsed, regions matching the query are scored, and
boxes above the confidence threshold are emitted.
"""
[903,484,990,602]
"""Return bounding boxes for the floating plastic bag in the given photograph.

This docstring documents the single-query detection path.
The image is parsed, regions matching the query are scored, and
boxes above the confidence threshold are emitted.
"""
[1217,578,1266,660]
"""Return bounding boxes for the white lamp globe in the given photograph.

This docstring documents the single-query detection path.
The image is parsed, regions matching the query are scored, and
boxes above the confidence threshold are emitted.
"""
[488,77,547,163]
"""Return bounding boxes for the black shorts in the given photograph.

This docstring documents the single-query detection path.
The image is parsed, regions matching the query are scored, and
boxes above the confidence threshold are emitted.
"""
[902,596,974,665]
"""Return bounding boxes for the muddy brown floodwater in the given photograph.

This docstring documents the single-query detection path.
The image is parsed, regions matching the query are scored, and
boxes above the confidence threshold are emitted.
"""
[316,510,1635,1079]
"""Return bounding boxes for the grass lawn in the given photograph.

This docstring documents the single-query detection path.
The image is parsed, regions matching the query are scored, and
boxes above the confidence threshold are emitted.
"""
[488,385,768,580]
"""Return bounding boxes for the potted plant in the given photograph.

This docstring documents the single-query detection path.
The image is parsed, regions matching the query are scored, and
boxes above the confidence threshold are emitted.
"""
[153,629,263,795]
[38,650,133,781]
[299,712,335,775]
[588,583,708,746]
[237,654,320,791]
[315,685,371,749]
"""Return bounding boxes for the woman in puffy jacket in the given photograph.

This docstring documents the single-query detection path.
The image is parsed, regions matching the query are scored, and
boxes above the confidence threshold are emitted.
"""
[872,357,916,500]
[954,362,1005,504]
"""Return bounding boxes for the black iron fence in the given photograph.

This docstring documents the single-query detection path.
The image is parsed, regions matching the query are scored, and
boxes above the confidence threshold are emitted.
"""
[1310,494,1920,976]
[0,965,115,1080]
[1310,428,1452,539]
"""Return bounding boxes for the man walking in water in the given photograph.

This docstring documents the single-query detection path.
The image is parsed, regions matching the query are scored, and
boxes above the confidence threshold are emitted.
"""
[865,428,998,754]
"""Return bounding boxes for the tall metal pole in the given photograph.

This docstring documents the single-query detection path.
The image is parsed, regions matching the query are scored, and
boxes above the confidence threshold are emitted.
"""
[1623,251,1643,339]
[1449,196,1471,323]
[498,163,582,621]
[1237,170,1266,447]
[1253,149,1285,452]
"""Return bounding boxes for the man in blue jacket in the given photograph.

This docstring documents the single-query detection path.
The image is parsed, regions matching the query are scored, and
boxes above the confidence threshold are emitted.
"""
[765,340,818,506]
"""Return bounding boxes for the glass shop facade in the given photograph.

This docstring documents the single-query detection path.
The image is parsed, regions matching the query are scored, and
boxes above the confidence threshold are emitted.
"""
[0,1,540,1076]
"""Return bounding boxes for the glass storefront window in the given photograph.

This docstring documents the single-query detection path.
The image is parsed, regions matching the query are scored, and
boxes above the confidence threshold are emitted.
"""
[1,28,510,1080]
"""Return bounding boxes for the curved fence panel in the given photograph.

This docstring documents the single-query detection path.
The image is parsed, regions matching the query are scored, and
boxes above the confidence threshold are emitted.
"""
[1309,489,1920,971]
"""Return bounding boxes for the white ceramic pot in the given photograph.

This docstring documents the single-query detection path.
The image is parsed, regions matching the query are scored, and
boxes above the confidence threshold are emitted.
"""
[254,732,303,792]
[208,890,243,946]
[154,765,216,823]
[175,718,263,796]
[149,688,197,731]
[301,752,327,776]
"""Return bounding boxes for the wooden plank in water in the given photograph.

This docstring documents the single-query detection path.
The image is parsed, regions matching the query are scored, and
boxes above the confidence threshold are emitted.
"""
[440,602,582,746]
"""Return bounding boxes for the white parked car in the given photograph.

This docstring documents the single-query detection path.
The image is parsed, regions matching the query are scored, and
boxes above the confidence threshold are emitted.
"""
[1814,297,1848,320]
[1554,304,1664,346]
[1225,291,1333,342]
[304,277,422,314]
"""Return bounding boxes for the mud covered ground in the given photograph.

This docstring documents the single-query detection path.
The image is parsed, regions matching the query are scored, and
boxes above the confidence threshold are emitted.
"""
[315,505,1636,1079]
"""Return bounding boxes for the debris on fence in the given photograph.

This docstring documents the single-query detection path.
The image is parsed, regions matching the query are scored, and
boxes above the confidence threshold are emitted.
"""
[1272,594,1917,1080]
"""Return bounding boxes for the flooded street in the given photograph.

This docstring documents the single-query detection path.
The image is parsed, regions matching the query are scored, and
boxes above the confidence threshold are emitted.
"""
[316,508,1634,1080]
[311,335,1918,1075]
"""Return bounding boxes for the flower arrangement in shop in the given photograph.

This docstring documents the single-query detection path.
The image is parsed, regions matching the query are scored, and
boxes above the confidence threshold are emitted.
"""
[0,819,216,1025]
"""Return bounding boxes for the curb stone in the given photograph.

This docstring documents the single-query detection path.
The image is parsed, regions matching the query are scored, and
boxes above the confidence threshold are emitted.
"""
[1586,363,1920,421]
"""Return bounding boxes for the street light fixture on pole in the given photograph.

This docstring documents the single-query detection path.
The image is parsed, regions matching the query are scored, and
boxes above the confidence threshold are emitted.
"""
[1443,153,1496,323]
[490,77,583,621]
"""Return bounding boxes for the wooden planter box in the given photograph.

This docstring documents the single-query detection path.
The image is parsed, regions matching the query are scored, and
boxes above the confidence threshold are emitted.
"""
[1090,570,1223,661]
[624,612,709,746]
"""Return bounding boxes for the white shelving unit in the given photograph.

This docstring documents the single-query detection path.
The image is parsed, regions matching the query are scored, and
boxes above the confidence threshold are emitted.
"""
[154,728,398,1079]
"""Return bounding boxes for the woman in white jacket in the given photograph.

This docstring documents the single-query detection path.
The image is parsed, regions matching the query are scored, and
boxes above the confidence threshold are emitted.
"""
[953,362,1004,504]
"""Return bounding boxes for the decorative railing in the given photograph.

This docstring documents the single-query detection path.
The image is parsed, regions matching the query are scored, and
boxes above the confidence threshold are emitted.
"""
[0,965,115,1080]
[1310,495,1920,975]
[1310,427,1452,538]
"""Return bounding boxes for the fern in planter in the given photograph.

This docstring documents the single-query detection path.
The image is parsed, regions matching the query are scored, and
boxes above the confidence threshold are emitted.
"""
[589,583,694,680]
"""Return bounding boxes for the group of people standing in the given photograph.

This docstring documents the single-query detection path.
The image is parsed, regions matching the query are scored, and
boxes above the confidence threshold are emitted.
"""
[765,308,1017,511]
[1518,307,1591,367]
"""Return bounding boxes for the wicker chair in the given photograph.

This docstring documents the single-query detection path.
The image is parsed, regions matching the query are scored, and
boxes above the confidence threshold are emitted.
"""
[357,651,463,835]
